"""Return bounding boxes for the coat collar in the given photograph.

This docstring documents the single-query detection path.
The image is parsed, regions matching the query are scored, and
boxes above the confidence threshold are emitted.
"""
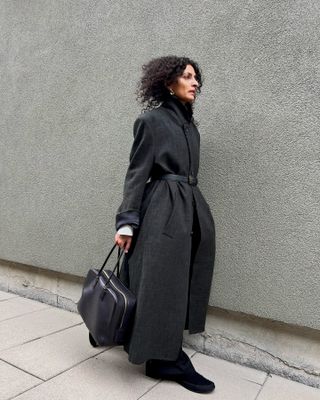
[161,95,194,124]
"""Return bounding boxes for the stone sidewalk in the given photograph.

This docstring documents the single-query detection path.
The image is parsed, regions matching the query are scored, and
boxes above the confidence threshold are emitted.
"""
[0,290,319,400]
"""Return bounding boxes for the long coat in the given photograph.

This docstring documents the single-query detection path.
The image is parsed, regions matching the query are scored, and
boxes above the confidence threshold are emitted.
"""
[116,96,215,364]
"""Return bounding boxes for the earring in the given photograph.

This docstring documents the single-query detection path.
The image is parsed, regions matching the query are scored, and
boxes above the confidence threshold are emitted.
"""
[169,88,175,96]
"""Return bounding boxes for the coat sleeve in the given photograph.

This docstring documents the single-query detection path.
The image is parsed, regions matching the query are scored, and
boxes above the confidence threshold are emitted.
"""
[115,116,155,231]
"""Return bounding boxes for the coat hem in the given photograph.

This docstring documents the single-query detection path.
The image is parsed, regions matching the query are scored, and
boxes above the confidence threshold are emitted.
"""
[186,326,205,335]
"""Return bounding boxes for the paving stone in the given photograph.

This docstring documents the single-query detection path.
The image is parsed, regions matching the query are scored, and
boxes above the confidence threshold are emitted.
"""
[0,324,108,380]
[0,360,41,400]
[0,290,18,301]
[191,351,267,385]
[13,347,157,399]
[143,352,267,400]
[257,374,320,400]
[0,296,50,322]
[0,307,81,351]
[181,347,197,357]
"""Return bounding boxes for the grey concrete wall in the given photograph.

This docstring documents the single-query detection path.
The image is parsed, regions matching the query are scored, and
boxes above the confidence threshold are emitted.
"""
[1,1,319,329]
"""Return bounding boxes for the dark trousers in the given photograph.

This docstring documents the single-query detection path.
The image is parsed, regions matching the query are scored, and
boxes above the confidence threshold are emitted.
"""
[184,205,201,331]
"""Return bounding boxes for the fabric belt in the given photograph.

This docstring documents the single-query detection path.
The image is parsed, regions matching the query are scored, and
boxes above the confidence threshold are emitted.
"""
[151,173,198,186]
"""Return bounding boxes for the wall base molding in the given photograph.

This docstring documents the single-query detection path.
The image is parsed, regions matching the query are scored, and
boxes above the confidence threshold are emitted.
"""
[184,307,320,389]
[0,259,84,313]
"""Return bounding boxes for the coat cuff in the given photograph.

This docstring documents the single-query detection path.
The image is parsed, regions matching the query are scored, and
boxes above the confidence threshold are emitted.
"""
[115,210,140,231]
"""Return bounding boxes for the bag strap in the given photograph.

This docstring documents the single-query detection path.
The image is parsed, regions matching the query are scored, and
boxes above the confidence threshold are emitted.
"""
[115,247,122,278]
[98,244,124,276]
[101,247,125,289]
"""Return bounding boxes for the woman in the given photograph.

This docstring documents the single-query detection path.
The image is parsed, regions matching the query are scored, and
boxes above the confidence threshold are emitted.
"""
[115,56,216,394]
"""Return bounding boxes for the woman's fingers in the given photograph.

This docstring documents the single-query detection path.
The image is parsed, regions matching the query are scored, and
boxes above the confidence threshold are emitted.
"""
[114,233,132,253]
[124,237,132,253]
[114,233,120,245]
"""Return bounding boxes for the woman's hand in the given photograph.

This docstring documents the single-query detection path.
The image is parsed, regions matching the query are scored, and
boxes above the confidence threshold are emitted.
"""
[114,233,132,253]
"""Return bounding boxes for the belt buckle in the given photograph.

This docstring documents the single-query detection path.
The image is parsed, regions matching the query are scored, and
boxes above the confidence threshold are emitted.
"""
[188,175,197,185]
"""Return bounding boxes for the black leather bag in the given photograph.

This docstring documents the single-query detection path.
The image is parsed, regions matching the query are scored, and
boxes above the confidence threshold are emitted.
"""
[77,244,136,347]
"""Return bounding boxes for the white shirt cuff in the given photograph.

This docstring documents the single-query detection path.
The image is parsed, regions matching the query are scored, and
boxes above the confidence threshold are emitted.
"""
[117,225,133,236]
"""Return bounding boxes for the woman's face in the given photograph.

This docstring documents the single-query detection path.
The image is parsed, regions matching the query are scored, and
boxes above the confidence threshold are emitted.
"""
[167,64,199,104]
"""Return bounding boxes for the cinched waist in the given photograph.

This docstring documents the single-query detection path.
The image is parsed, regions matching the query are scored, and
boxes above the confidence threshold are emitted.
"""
[150,173,198,186]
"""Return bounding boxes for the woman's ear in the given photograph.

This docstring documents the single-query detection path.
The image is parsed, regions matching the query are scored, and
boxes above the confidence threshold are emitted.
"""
[167,86,175,96]
[165,80,175,96]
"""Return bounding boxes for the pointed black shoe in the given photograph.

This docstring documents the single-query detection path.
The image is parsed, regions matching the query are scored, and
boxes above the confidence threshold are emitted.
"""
[145,349,215,394]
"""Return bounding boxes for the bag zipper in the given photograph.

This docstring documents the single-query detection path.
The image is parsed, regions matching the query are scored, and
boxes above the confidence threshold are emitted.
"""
[102,270,128,329]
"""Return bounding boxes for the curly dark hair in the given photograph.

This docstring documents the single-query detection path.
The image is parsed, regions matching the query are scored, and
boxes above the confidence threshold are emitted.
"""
[136,55,203,111]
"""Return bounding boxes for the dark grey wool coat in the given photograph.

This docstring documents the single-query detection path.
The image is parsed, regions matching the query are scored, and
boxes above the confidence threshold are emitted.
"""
[116,95,215,364]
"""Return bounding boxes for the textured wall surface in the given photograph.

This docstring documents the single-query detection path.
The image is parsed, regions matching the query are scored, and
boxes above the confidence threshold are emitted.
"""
[1,1,319,329]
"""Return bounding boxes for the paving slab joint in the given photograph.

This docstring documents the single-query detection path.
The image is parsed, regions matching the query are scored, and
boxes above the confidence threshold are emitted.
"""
[253,373,270,400]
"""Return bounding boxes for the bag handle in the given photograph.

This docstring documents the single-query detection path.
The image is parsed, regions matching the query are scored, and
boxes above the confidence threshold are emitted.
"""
[100,246,125,290]
[98,244,124,277]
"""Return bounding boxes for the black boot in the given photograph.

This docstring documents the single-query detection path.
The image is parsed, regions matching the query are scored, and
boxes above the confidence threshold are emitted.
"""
[145,348,215,394]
